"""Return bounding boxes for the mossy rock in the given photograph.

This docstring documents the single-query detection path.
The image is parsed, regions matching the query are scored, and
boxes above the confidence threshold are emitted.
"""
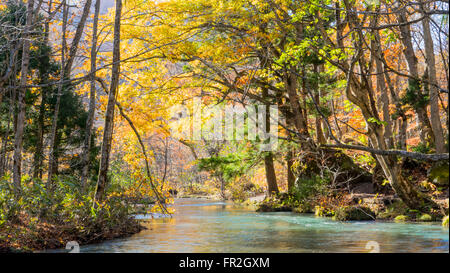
[256,203,275,212]
[427,162,449,186]
[443,216,449,228]
[333,206,375,221]
[418,213,433,222]
[256,199,292,212]
[394,215,411,222]
[296,149,372,188]
[377,201,408,220]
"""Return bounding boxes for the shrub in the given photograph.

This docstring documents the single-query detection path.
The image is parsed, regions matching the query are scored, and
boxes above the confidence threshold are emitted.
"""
[442,216,449,227]
[314,205,334,217]
[0,174,142,250]
[291,174,329,202]
[394,215,411,222]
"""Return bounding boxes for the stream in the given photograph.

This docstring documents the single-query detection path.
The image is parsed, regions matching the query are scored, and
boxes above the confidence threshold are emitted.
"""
[75,198,448,253]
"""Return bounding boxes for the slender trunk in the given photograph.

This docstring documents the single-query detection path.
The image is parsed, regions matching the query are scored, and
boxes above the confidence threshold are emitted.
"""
[64,0,93,76]
[330,98,342,139]
[383,60,408,150]
[372,25,394,148]
[399,118,408,150]
[81,0,101,191]
[33,0,52,179]
[33,89,46,179]
[264,152,278,195]
[13,0,34,194]
[421,1,446,153]
[47,1,67,187]
[397,9,434,146]
[313,65,326,145]
[262,86,278,195]
[287,149,295,191]
[0,91,13,178]
[95,0,122,202]
[315,99,326,144]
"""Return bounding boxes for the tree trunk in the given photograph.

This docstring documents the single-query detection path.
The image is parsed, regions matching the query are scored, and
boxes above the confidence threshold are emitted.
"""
[397,9,434,146]
[47,0,67,187]
[287,149,295,191]
[261,85,279,195]
[81,0,101,191]
[13,0,34,195]
[33,88,46,179]
[372,26,394,149]
[0,93,13,178]
[314,95,326,144]
[383,59,408,150]
[95,0,122,202]
[264,152,279,195]
[420,1,446,153]
[64,0,93,76]
[285,72,313,150]
[33,0,52,179]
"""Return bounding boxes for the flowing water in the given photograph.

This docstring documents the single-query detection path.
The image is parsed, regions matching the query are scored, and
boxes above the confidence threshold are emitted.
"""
[79,198,448,253]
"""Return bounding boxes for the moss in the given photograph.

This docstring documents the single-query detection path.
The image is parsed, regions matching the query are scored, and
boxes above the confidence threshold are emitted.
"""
[417,213,433,222]
[256,197,292,212]
[394,215,410,222]
[333,206,375,221]
[377,201,408,220]
[428,162,449,186]
[314,206,334,217]
[443,216,449,227]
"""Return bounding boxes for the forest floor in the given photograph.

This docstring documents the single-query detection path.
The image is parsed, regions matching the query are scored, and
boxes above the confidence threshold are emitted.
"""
[0,213,144,253]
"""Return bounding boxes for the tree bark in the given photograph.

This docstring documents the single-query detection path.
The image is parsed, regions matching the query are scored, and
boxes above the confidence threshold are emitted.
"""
[64,0,93,77]
[287,149,295,191]
[81,0,101,191]
[397,9,434,146]
[372,24,394,149]
[33,0,53,179]
[13,0,34,194]
[264,152,279,195]
[420,1,446,153]
[47,0,67,187]
[95,0,122,202]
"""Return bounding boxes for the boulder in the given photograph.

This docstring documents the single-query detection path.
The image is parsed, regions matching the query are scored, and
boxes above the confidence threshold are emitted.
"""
[333,206,375,221]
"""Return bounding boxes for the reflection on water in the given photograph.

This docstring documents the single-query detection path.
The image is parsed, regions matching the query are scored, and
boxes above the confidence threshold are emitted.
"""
[79,199,449,253]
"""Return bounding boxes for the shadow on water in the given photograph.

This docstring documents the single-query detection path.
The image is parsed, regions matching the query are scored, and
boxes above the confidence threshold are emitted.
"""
[57,198,449,253]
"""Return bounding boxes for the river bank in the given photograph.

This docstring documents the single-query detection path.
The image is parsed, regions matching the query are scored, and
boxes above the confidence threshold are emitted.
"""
[0,213,143,253]
[241,192,449,225]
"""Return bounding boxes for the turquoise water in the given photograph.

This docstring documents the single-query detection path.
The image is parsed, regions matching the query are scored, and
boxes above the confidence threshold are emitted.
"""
[79,199,449,253]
